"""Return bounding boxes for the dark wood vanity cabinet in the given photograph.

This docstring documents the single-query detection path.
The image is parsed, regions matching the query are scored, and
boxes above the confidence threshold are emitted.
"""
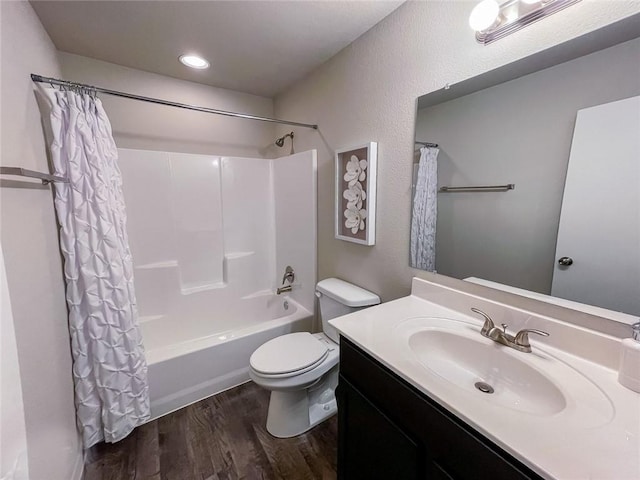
[336,337,544,480]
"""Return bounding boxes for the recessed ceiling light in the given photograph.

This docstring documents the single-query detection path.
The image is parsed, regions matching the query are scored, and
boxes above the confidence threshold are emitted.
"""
[179,54,210,70]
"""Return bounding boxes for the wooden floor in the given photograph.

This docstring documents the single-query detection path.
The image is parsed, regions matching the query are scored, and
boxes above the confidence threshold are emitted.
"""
[84,382,337,480]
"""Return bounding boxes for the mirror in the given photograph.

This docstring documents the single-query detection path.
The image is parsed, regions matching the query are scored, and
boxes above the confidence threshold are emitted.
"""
[411,20,640,319]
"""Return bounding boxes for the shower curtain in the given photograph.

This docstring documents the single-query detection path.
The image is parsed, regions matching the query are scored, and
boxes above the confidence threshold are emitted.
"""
[410,146,439,271]
[39,86,150,447]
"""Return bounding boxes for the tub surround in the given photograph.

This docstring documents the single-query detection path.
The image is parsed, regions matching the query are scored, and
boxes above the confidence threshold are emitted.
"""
[117,148,317,419]
[330,277,640,479]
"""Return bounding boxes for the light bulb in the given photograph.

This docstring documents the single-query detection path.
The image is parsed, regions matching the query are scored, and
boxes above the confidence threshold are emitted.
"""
[179,54,210,69]
[469,0,500,31]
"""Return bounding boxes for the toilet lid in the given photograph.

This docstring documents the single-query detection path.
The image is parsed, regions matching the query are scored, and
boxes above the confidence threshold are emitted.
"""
[250,332,329,375]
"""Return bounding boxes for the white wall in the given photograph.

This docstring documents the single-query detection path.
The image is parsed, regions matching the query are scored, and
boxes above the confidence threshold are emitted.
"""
[274,0,640,302]
[120,148,318,336]
[59,52,278,158]
[118,151,276,331]
[118,149,227,298]
[221,156,276,297]
[1,246,29,480]
[0,2,83,479]
[273,150,318,314]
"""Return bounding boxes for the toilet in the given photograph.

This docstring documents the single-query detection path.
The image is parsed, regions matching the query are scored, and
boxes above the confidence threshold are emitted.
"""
[249,278,380,438]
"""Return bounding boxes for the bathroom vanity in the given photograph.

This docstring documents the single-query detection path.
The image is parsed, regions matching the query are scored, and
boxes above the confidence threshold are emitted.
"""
[330,277,640,479]
[337,337,540,479]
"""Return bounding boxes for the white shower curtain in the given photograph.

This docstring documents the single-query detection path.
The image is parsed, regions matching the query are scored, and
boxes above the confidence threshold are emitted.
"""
[410,146,439,271]
[39,86,150,447]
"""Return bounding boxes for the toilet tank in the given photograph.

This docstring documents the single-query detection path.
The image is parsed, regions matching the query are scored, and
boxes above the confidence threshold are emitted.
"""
[316,278,380,343]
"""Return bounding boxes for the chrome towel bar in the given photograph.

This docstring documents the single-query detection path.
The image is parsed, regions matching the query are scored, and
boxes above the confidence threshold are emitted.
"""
[0,166,68,185]
[439,184,515,193]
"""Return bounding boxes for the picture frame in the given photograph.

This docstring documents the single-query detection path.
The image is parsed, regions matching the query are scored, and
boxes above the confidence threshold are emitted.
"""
[335,142,377,246]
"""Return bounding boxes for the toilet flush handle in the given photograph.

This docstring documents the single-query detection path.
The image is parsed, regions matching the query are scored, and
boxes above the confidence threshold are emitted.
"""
[315,291,322,298]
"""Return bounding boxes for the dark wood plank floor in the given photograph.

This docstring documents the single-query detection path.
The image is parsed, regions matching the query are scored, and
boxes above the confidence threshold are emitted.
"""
[84,382,337,480]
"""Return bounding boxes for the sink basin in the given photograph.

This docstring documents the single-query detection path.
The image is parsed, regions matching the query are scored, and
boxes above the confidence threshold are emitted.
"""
[408,329,566,415]
[394,316,614,425]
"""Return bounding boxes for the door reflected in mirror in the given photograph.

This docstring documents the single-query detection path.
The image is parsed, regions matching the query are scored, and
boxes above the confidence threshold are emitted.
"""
[411,35,640,318]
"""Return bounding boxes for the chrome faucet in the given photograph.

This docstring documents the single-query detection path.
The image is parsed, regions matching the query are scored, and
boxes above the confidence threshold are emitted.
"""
[471,308,549,353]
[276,266,295,295]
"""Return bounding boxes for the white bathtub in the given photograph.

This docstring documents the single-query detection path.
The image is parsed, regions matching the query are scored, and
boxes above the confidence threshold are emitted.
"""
[142,294,313,420]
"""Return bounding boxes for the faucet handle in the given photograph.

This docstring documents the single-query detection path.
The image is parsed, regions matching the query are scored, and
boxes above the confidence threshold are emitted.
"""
[514,329,550,350]
[281,265,295,285]
[471,308,495,335]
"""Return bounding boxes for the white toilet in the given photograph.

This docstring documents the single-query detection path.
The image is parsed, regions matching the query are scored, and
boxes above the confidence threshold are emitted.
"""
[249,278,380,438]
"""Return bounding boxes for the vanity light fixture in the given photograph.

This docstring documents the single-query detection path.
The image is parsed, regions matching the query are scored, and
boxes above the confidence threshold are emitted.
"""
[179,54,210,69]
[469,0,500,32]
[470,0,582,45]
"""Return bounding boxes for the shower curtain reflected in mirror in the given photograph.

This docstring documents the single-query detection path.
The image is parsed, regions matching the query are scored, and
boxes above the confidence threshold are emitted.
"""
[38,85,150,447]
[410,146,439,271]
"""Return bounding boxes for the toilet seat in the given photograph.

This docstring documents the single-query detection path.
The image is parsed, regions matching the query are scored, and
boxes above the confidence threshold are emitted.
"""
[250,332,329,378]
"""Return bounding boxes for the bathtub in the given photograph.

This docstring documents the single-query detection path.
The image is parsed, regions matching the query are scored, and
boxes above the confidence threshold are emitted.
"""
[142,293,313,420]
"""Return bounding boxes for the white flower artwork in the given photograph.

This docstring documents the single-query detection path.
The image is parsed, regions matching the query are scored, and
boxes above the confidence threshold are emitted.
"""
[343,178,367,209]
[344,205,368,234]
[344,155,368,186]
[335,143,377,245]
[342,154,368,233]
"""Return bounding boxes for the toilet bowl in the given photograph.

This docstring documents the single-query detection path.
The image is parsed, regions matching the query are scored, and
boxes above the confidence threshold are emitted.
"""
[249,278,380,438]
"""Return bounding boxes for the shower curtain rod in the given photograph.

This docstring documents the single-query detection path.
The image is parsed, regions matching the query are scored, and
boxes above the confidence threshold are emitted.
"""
[31,74,319,130]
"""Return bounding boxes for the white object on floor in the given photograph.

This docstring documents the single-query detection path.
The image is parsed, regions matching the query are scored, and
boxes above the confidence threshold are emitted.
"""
[250,278,380,438]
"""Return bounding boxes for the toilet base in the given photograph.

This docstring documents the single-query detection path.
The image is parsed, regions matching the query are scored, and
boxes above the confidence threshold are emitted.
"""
[265,368,338,438]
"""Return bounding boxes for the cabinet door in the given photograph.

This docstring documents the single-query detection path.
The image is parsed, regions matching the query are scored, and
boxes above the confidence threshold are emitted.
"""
[337,379,423,480]
[339,338,543,480]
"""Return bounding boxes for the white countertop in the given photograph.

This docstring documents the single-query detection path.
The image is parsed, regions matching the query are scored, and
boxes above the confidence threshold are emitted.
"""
[330,278,640,479]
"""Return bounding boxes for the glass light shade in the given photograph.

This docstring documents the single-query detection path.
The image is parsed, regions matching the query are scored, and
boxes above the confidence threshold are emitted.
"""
[469,0,500,31]
[474,0,582,45]
[179,54,210,69]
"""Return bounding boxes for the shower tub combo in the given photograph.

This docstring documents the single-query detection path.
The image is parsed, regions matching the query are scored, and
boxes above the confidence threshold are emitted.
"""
[118,147,317,419]
[144,293,312,419]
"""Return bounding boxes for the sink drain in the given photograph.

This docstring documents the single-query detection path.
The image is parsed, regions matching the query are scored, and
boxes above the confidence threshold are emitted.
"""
[474,381,495,394]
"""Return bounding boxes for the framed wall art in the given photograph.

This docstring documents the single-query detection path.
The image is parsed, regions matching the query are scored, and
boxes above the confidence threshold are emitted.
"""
[335,142,377,245]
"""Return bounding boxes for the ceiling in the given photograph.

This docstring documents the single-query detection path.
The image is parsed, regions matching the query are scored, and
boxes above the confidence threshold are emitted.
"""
[31,0,404,98]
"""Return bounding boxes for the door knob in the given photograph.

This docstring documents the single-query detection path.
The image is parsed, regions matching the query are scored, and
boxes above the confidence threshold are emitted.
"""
[558,256,573,266]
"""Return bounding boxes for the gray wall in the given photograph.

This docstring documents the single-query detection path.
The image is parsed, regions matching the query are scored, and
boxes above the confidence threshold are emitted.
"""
[415,37,640,294]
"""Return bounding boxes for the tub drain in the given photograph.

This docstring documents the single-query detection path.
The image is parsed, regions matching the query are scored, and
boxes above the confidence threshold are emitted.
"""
[474,381,494,394]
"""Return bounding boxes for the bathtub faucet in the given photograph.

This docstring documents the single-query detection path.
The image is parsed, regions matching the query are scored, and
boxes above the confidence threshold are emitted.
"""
[277,266,295,295]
